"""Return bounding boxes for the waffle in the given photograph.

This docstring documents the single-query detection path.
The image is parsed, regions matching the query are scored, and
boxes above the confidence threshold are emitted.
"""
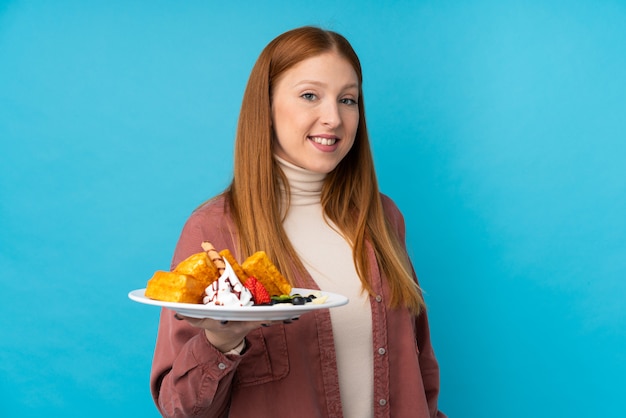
[173,252,220,287]
[219,249,249,284]
[242,251,292,296]
[145,252,220,303]
[145,271,206,304]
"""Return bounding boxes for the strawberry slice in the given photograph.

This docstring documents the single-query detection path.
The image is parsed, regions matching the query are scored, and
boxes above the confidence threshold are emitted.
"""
[244,276,271,305]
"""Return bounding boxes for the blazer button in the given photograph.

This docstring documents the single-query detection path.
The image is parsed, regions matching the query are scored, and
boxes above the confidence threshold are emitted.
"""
[379,399,387,406]
[375,295,382,302]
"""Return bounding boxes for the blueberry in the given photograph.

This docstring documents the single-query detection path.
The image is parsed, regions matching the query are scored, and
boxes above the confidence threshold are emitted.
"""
[291,296,306,305]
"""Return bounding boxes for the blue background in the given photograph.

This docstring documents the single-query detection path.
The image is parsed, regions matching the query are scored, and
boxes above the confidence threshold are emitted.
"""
[1,1,624,417]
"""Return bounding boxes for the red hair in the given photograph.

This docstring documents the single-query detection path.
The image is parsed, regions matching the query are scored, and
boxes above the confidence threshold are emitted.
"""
[226,26,424,314]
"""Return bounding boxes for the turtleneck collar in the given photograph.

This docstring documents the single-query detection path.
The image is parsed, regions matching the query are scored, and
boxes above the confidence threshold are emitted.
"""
[275,155,326,206]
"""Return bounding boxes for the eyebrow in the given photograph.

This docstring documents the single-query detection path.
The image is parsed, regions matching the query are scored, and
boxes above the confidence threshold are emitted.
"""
[293,80,359,90]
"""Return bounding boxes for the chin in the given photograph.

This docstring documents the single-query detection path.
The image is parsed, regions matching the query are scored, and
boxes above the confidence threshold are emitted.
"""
[306,163,339,174]
[281,154,342,174]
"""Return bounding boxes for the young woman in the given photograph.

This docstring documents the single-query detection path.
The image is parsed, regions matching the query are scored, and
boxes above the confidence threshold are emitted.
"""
[150,26,446,418]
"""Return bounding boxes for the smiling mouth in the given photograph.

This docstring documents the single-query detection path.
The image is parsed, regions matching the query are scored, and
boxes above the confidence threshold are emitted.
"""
[309,136,337,146]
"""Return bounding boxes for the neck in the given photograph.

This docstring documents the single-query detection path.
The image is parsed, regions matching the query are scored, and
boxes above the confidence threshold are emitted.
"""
[275,155,326,206]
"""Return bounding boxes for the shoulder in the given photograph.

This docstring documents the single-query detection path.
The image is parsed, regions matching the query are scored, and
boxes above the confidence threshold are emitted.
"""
[380,193,401,216]
[379,193,407,241]
[171,194,237,267]
[380,193,405,223]
[183,194,236,238]
[187,194,231,224]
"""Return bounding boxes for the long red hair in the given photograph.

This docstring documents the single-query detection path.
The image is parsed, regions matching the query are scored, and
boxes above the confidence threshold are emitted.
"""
[225,26,424,314]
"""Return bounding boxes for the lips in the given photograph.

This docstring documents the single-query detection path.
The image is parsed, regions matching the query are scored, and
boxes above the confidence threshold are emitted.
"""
[309,136,338,146]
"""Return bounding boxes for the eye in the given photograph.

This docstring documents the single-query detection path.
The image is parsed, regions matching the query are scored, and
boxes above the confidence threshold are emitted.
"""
[301,93,317,101]
[340,97,358,106]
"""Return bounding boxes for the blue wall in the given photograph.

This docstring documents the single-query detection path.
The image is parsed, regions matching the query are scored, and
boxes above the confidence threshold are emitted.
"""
[1,1,624,417]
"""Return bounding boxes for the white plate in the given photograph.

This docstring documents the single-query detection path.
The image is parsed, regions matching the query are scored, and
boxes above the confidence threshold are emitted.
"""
[128,287,349,321]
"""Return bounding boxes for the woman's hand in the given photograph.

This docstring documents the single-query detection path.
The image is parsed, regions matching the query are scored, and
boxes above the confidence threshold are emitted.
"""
[176,315,266,353]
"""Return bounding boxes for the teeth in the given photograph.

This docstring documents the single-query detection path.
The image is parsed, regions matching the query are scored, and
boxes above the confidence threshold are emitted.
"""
[310,136,337,146]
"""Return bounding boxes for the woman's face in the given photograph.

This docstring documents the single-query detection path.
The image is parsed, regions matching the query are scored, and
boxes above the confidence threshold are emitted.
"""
[271,51,360,174]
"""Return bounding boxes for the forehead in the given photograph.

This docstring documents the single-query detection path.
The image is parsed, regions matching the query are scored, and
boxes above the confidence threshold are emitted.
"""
[277,52,359,89]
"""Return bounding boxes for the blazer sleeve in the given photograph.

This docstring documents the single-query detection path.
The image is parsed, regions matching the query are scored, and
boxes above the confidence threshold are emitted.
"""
[149,205,242,417]
[381,194,446,418]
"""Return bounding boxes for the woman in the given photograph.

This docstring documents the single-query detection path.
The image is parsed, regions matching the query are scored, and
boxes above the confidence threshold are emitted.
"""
[150,26,445,418]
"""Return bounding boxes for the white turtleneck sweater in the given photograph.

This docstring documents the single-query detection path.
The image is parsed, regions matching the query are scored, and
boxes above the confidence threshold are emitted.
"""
[276,156,374,418]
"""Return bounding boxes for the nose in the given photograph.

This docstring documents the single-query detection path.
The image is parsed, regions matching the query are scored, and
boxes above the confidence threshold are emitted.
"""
[319,100,341,128]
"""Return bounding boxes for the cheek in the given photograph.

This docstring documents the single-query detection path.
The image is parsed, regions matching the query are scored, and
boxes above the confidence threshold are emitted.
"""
[344,116,359,150]
[344,136,357,154]
[273,105,298,135]
[346,114,360,138]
